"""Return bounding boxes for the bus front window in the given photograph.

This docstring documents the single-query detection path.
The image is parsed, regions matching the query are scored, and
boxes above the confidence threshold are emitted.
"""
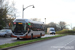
[12,22,26,35]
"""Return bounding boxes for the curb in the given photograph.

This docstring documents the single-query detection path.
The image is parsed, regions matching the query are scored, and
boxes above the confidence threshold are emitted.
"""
[0,35,66,50]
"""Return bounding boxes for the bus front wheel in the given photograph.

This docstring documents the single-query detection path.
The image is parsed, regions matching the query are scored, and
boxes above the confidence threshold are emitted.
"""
[17,38,20,40]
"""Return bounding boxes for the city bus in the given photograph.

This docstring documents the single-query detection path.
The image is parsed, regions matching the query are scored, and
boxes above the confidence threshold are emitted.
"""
[12,19,45,39]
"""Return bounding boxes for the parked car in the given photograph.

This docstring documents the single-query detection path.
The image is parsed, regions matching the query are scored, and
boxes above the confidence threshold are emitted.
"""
[0,29,12,37]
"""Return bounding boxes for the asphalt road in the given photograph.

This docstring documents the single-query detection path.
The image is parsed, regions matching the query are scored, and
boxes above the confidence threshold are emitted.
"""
[0,34,55,45]
[9,35,75,50]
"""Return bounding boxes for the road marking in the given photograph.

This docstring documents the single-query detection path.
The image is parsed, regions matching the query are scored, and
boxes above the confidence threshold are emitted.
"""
[58,48,60,50]
[63,39,75,47]
[59,38,75,50]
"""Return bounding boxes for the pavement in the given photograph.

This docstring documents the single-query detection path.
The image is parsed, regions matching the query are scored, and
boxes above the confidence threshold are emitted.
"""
[8,35,75,50]
[42,34,55,38]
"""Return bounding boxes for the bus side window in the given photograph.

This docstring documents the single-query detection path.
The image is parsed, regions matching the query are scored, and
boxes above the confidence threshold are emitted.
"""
[24,24,26,31]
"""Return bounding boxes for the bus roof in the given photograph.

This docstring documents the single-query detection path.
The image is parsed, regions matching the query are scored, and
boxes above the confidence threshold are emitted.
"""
[13,19,44,24]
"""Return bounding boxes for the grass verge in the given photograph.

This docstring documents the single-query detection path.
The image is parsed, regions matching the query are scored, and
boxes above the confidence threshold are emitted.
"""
[0,34,66,49]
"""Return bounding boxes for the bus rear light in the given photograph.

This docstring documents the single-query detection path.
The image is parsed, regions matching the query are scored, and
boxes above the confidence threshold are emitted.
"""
[14,22,16,24]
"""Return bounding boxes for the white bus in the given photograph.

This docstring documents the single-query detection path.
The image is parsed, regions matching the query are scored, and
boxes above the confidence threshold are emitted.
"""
[12,19,45,39]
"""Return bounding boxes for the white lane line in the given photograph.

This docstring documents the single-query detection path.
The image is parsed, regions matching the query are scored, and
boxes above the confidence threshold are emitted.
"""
[59,38,75,50]
[58,49,60,50]
[63,39,75,47]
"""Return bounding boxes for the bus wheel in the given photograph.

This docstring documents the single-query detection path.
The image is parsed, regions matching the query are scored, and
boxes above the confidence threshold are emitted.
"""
[38,33,42,38]
[17,38,20,40]
[31,34,33,39]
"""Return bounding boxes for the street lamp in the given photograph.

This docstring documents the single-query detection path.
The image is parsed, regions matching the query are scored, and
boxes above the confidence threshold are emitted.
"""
[45,18,46,24]
[22,5,35,19]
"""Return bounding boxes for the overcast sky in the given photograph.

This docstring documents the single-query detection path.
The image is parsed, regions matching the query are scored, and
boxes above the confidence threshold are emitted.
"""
[9,0,75,29]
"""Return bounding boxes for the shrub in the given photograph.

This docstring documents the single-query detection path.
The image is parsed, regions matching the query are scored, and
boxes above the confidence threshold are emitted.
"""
[56,29,75,35]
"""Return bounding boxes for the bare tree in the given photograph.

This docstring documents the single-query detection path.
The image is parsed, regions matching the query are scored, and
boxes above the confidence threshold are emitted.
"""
[59,21,66,30]
[73,27,75,30]
[48,22,57,31]
[48,22,56,26]
[44,22,61,31]
[44,21,67,32]
[8,0,17,19]
[0,0,4,8]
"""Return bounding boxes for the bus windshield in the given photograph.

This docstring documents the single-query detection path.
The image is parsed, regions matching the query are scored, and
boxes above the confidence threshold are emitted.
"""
[12,22,26,34]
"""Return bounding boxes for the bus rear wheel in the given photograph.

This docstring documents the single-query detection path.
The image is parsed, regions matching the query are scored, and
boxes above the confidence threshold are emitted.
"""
[38,33,42,38]
[31,34,33,39]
